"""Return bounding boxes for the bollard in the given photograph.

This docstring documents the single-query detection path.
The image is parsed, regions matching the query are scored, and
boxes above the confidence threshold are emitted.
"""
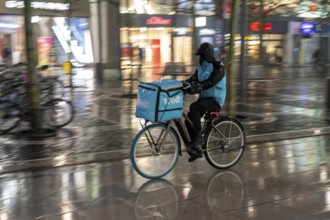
[63,60,72,75]
[63,60,72,87]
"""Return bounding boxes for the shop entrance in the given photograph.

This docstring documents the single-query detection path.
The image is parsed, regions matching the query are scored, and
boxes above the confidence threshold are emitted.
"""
[173,36,192,69]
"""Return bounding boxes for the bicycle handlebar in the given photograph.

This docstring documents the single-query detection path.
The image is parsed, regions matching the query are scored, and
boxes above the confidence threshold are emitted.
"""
[182,81,191,91]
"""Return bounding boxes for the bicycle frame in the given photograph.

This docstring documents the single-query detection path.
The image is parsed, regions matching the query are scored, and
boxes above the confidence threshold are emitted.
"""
[173,113,237,150]
[140,112,216,155]
[173,113,193,144]
[174,112,216,144]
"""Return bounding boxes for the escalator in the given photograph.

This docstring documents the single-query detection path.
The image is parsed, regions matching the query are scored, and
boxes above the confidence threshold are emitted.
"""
[51,17,94,67]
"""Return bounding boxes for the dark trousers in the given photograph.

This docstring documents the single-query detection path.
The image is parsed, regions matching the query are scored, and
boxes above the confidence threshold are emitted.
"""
[186,98,221,141]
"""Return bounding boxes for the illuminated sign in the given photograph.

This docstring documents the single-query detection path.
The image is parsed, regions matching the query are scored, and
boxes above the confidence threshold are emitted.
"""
[5,1,70,10]
[249,22,272,31]
[146,16,171,25]
[0,23,20,28]
[223,0,231,19]
[297,0,327,18]
[195,17,206,27]
[301,21,314,34]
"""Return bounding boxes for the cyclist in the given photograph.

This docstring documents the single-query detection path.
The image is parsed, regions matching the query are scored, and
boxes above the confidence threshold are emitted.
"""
[184,42,227,162]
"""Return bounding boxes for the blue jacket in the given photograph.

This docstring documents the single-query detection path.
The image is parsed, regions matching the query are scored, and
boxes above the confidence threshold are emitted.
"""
[188,61,226,107]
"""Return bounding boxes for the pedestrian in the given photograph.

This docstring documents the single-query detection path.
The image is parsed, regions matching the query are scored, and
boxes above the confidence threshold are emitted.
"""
[312,49,320,65]
[2,44,11,65]
[138,47,144,63]
[184,42,227,162]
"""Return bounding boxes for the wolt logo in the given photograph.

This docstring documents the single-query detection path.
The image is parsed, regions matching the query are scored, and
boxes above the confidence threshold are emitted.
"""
[164,95,181,105]
[137,97,149,108]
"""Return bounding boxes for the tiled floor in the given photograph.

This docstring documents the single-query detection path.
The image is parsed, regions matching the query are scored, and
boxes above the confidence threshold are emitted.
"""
[1,136,330,219]
[1,66,330,219]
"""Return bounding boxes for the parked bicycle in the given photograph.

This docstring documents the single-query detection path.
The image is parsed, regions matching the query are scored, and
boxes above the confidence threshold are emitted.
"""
[130,79,246,179]
[0,74,74,133]
[0,64,65,100]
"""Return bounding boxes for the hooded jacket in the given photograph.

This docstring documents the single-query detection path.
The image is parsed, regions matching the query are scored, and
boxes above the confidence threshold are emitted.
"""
[187,60,226,107]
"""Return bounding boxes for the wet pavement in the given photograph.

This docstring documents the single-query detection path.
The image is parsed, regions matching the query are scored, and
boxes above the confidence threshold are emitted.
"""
[1,65,330,219]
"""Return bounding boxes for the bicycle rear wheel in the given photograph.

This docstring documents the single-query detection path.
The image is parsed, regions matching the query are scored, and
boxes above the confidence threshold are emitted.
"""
[204,117,245,169]
[130,123,180,179]
[0,101,22,133]
[41,98,74,128]
[206,171,245,212]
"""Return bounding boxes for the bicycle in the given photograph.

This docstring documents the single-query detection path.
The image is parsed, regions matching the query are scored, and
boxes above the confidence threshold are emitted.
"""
[0,64,65,100]
[130,81,246,179]
[0,82,74,133]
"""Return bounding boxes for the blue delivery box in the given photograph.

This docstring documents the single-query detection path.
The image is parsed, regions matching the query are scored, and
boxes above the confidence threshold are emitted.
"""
[135,79,184,122]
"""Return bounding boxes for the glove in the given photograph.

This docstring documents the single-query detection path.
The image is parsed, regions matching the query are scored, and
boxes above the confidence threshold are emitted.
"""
[187,81,202,94]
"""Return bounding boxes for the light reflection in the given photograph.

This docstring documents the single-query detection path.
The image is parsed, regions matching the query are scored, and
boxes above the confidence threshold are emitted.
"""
[247,199,254,206]
[265,142,275,147]
[61,205,74,220]
[268,147,275,157]
[75,170,87,189]
[325,187,330,211]
[285,149,294,158]
[61,172,70,203]
[89,168,100,199]
[54,155,67,166]
[288,162,295,173]
[182,182,192,199]
[1,179,18,201]
[319,166,327,183]
[314,129,321,134]
[1,212,8,220]
[62,212,73,220]
[250,144,257,149]
[247,206,255,218]
[257,179,265,190]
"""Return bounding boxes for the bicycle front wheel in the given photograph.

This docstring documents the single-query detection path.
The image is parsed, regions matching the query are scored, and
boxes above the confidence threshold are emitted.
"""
[204,118,245,169]
[41,98,74,128]
[135,179,179,219]
[130,123,180,179]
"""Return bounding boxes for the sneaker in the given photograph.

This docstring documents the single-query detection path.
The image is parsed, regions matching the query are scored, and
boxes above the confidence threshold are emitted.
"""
[186,135,203,162]
[187,145,202,163]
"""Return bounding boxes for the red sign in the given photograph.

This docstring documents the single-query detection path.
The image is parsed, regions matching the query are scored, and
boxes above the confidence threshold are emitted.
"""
[224,0,231,19]
[249,22,272,31]
[264,22,272,31]
[146,16,171,25]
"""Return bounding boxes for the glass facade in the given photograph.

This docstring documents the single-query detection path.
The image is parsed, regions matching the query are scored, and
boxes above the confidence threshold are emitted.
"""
[119,0,216,15]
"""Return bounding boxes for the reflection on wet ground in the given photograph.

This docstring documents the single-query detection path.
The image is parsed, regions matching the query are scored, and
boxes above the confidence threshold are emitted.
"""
[1,135,330,219]
[1,66,330,219]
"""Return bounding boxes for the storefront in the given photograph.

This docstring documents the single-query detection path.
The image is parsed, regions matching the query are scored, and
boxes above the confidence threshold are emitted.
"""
[245,20,288,65]
[284,21,323,66]
[0,0,92,66]
[120,14,223,72]
[95,0,222,80]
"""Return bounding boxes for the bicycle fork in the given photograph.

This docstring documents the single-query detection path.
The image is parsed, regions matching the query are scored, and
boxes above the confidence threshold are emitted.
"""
[143,122,174,155]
